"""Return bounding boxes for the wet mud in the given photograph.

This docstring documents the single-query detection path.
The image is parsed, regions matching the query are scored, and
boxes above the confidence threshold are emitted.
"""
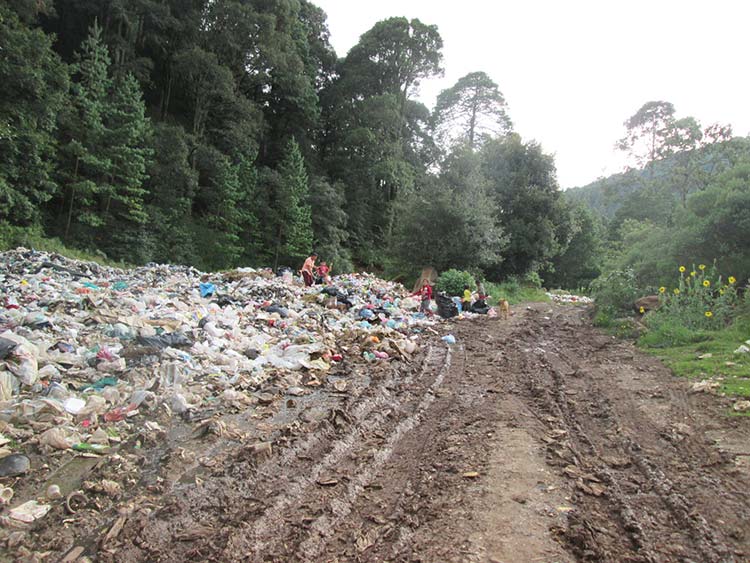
[7,303,750,562]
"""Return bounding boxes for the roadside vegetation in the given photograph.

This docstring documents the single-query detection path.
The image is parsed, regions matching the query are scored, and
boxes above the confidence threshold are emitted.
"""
[591,262,750,399]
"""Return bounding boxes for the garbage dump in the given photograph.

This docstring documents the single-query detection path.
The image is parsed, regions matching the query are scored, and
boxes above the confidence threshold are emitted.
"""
[0,248,502,553]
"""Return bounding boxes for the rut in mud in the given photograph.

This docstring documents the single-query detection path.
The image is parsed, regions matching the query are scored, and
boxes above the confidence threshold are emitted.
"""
[24,304,750,562]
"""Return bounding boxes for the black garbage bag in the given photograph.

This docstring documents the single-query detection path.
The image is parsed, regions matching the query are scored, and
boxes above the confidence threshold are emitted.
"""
[321,287,352,307]
[470,299,490,315]
[136,332,193,349]
[0,337,17,360]
[436,292,458,319]
[276,266,294,277]
[263,303,289,318]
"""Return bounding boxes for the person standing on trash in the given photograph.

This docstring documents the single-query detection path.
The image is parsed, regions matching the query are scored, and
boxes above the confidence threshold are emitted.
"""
[412,280,433,315]
[300,252,318,287]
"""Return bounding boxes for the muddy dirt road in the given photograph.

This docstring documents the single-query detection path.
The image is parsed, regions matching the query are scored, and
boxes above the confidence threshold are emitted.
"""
[20,303,750,562]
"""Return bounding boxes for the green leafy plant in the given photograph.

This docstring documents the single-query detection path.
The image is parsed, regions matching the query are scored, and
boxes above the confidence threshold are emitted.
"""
[649,262,739,331]
[590,269,640,313]
[436,269,475,296]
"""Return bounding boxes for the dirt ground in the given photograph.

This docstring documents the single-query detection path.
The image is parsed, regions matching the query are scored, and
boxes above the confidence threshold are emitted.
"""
[7,302,750,562]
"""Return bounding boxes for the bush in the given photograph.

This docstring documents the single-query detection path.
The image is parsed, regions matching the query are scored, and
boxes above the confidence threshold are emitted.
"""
[646,263,739,331]
[590,269,640,313]
[436,269,475,296]
[523,271,543,288]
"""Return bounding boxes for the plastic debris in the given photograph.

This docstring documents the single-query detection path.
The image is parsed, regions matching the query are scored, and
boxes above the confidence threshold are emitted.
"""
[9,500,51,523]
[0,454,30,478]
[441,334,457,345]
[0,247,494,537]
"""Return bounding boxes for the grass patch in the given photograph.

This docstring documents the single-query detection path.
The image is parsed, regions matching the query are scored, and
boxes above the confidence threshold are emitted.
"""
[484,281,550,306]
[639,315,750,398]
[1,222,132,269]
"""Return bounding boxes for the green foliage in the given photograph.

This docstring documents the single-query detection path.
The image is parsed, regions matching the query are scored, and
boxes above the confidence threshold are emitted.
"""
[392,149,507,274]
[480,134,562,278]
[0,5,69,225]
[542,201,604,289]
[590,269,640,313]
[645,263,739,332]
[436,269,475,296]
[0,221,130,267]
[484,279,549,305]
[432,71,512,150]
[639,311,750,398]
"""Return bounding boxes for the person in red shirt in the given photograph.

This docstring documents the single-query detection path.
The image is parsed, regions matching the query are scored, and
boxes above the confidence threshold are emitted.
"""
[300,252,317,286]
[413,281,433,314]
[316,261,332,284]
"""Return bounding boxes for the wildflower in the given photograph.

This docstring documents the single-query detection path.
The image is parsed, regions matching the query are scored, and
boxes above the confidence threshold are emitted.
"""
[699,264,706,270]
[703,280,710,287]
[728,276,736,284]
[659,286,666,293]
[705,311,713,318]
[719,289,725,295]
[639,306,645,314]
[679,266,686,273]
[690,271,696,277]
[673,288,680,295]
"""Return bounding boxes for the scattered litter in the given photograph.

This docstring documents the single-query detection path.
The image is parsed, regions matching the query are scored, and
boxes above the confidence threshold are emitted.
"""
[734,345,750,355]
[546,292,593,304]
[690,379,720,393]
[442,335,457,345]
[733,401,750,412]
[0,454,30,477]
[0,248,494,542]
[9,500,51,523]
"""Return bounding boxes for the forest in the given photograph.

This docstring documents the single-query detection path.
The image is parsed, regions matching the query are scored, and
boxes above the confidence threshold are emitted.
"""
[2,0,749,293]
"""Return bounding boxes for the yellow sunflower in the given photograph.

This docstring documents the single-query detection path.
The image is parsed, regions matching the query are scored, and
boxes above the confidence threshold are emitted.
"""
[673,288,680,295]
[679,266,686,273]
[728,276,736,284]
[690,271,697,277]
[705,311,713,318]
[703,280,710,287]
[698,264,706,270]
[659,286,666,293]
[639,306,645,314]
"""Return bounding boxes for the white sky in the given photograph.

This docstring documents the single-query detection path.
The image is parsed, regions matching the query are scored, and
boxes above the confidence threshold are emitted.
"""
[313,0,750,188]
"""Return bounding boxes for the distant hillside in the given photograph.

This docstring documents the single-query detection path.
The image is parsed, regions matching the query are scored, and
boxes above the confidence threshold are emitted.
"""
[564,137,748,219]
[564,170,643,218]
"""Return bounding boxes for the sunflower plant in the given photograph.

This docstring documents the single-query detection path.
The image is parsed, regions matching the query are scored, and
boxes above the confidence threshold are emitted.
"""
[652,262,739,330]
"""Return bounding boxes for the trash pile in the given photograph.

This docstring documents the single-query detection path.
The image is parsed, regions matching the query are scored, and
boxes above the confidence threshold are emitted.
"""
[0,248,448,531]
[546,292,594,305]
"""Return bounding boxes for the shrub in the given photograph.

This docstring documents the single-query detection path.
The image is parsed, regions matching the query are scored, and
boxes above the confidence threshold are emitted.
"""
[647,262,739,331]
[436,269,475,296]
[590,269,639,313]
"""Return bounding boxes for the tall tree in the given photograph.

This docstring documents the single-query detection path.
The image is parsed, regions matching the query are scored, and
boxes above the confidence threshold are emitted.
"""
[0,4,69,225]
[616,100,676,177]
[481,134,562,277]
[270,138,313,269]
[106,73,152,223]
[432,71,512,150]
[56,20,114,241]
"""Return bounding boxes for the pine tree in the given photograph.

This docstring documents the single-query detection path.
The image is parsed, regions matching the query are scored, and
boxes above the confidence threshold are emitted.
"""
[0,5,69,225]
[273,138,313,269]
[106,74,152,222]
[57,20,113,242]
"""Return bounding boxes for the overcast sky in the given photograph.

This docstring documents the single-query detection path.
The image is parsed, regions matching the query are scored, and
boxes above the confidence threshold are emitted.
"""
[313,0,750,188]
